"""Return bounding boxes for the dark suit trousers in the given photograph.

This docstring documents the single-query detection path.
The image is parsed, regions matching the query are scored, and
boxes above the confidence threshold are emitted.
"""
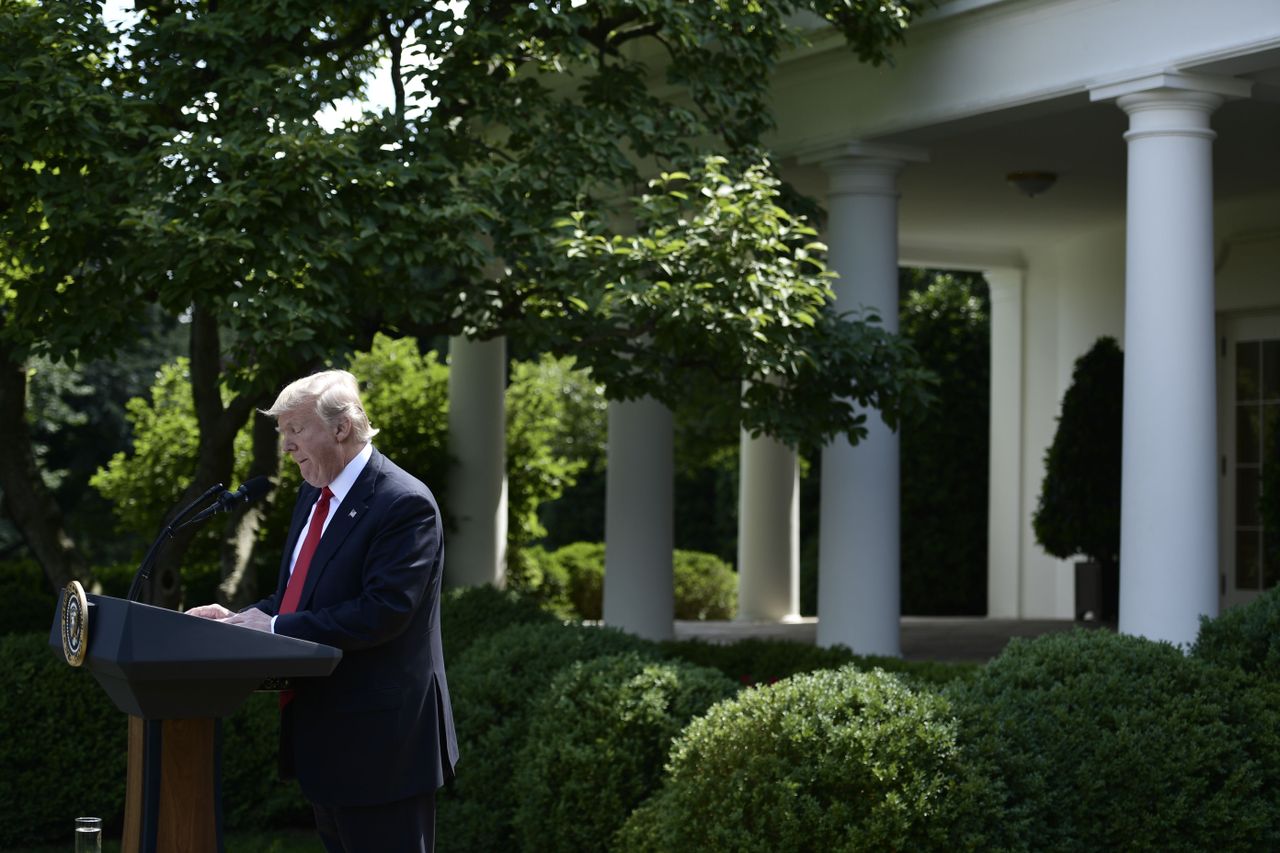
[312,792,436,853]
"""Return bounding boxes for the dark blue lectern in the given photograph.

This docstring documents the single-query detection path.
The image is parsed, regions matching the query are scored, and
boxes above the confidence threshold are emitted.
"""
[50,592,341,853]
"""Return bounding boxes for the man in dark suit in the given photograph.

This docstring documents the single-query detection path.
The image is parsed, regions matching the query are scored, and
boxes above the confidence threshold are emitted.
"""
[188,369,458,852]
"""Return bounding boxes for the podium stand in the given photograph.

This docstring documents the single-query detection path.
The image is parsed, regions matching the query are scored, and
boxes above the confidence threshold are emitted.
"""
[50,593,342,853]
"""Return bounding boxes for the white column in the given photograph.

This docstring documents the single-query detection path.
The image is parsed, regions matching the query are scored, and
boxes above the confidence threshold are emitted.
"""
[985,268,1025,618]
[811,144,925,656]
[603,396,674,640]
[737,425,800,621]
[446,335,508,588]
[1091,73,1249,647]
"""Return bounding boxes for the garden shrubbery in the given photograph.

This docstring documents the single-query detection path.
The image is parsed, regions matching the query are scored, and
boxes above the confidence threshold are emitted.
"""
[511,652,739,852]
[616,665,993,852]
[1192,583,1280,680]
[949,628,1280,852]
[436,621,657,853]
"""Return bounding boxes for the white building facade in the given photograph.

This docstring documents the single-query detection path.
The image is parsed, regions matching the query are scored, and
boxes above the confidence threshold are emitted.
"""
[451,0,1280,652]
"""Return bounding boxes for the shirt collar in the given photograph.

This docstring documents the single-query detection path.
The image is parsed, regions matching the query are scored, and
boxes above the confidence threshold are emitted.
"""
[326,442,372,506]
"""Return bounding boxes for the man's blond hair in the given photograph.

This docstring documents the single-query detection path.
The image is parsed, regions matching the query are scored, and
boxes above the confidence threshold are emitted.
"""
[263,370,379,444]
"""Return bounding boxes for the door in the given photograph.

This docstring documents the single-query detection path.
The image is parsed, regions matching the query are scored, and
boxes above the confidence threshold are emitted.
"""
[1220,313,1280,610]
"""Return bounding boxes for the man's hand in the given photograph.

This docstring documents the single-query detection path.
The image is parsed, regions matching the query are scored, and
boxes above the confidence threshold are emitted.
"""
[185,603,234,620]
[224,608,273,633]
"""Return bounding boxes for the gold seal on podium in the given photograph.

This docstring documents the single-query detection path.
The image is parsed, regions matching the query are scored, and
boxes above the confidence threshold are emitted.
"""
[60,580,89,667]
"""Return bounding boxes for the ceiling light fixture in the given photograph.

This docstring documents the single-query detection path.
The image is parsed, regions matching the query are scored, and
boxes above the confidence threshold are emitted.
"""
[1006,170,1058,198]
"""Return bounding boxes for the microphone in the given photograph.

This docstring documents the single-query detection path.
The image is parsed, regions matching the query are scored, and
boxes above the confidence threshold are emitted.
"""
[181,476,273,528]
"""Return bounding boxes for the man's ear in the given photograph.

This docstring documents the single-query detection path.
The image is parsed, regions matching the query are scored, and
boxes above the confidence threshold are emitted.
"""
[334,416,352,441]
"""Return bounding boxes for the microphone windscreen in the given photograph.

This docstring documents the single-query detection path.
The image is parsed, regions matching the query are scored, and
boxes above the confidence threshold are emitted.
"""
[240,476,273,504]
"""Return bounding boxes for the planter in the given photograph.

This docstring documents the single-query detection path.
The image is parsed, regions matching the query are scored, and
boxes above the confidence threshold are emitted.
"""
[1074,560,1119,623]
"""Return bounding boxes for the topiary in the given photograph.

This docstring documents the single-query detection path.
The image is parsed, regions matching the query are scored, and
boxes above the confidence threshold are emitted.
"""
[672,549,736,620]
[0,559,60,636]
[1032,336,1123,619]
[504,545,575,619]
[439,583,559,663]
[0,633,127,847]
[616,666,993,852]
[1192,583,1280,680]
[552,541,606,619]
[436,621,658,853]
[949,628,1280,852]
[658,636,978,690]
[510,652,739,852]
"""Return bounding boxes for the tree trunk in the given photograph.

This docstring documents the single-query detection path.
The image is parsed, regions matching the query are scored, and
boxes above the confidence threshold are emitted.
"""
[216,409,281,609]
[144,306,264,609]
[0,339,93,592]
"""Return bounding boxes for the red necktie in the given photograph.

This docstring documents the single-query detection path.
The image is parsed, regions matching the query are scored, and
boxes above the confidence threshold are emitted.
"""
[279,487,332,709]
[280,486,333,615]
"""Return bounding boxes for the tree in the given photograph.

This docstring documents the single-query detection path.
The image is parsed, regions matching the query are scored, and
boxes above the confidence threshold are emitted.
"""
[1033,336,1123,618]
[2,0,932,602]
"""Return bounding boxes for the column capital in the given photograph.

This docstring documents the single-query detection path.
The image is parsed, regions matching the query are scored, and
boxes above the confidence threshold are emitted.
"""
[798,141,929,196]
[1089,71,1251,104]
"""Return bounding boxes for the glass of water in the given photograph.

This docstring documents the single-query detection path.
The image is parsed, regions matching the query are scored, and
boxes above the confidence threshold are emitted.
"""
[74,817,101,853]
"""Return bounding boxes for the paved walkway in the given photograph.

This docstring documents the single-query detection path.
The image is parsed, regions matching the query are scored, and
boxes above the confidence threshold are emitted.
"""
[674,616,1098,663]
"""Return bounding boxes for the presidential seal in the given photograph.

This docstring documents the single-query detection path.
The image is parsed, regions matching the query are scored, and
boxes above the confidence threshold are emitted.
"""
[60,580,89,667]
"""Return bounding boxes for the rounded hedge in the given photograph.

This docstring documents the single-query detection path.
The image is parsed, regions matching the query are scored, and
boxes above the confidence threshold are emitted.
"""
[616,666,991,852]
[0,633,127,848]
[437,621,658,853]
[1192,584,1280,680]
[672,549,736,620]
[439,582,560,662]
[949,628,1280,852]
[511,652,739,852]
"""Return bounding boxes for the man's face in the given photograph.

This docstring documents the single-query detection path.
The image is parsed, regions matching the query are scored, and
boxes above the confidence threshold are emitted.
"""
[278,407,348,488]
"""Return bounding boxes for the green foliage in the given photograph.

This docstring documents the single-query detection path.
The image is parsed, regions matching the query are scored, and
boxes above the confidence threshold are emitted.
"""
[220,694,311,831]
[89,359,254,565]
[554,157,934,448]
[900,270,990,615]
[1192,584,1280,680]
[659,636,978,690]
[505,354,592,548]
[672,549,737,620]
[616,666,992,852]
[439,583,560,663]
[511,652,739,853]
[551,541,607,620]
[1033,337,1123,568]
[0,559,59,635]
[950,629,1280,852]
[348,334,453,501]
[437,622,657,853]
[546,542,738,621]
[0,633,127,848]
[503,545,575,619]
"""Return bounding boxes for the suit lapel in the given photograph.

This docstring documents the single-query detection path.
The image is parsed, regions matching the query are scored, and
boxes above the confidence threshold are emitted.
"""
[293,450,381,611]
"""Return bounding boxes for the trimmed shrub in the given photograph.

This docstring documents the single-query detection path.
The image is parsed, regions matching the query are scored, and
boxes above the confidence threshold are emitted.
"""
[504,545,575,619]
[0,633,127,848]
[616,666,992,852]
[950,629,1280,852]
[437,622,658,853]
[659,636,979,689]
[439,583,559,662]
[553,541,606,619]
[0,559,60,636]
[511,652,739,852]
[551,542,738,621]
[1192,584,1280,680]
[672,549,736,619]
[220,693,311,831]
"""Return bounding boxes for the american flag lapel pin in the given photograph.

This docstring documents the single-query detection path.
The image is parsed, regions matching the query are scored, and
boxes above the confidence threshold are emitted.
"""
[349,509,358,519]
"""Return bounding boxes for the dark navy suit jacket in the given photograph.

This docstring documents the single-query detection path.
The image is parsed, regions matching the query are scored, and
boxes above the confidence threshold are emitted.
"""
[251,447,458,807]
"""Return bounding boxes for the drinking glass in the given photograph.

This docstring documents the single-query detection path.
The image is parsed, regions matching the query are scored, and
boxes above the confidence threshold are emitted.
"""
[74,816,102,853]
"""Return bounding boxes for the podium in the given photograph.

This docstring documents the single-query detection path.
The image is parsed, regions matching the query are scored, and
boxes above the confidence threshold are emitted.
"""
[50,591,342,853]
